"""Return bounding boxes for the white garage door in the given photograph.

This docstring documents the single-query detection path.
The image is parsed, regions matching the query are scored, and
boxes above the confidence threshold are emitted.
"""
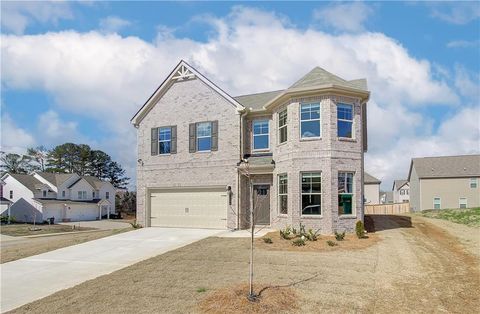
[150,188,227,229]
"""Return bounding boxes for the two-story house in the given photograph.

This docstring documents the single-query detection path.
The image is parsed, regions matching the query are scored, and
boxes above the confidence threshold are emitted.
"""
[0,172,115,223]
[132,60,370,234]
[408,155,480,211]
[392,179,410,203]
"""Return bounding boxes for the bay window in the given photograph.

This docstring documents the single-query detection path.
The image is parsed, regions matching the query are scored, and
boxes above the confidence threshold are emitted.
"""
[300,103,321,138]
[301,172,321,215]
[278,174,288,215]
[337,103,353,138]
[278,109,287,144]
[338,172,354,215]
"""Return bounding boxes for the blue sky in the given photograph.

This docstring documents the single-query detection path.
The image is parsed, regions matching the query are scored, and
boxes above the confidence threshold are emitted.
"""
[1,1,479,189]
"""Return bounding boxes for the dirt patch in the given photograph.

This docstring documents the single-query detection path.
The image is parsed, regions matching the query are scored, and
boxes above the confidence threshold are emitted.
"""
[1,228,131,263]
[198,283,298,314]
[1,224,95,236]
[257,231,380,252]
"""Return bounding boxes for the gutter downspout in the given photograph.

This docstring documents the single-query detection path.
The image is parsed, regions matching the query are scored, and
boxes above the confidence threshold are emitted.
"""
[236,108,248,230]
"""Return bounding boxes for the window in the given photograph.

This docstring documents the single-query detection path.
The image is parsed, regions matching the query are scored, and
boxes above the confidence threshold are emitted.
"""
[278,174,288,215]
[433,197,441,210]
[78,191,87,199]
[253,120,269,150]
[62,191,65,197]
[470,178,478,188]
[400,190,404,195]
[300,103,321,138]
[106,192,110,200]
[337,103,353,138]
[42,190,47,197]
[338,172,354,215]
[459,198,467,209]
[92,191,96,198]
[301,172,321,215]
[158,127,171,154]
[196,122,212,151]
[278,109,287,144]
[9,190,13,199]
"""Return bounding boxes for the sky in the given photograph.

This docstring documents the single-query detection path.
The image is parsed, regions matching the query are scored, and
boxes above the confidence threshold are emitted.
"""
[1,1,479,190]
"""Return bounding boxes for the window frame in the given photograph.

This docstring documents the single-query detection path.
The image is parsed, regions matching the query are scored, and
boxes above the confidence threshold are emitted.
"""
[78,191,87,200]
[338,171,355,216]
[470,178,478,188]
[42,190,47,197]
[196,121,212,152]
[62,190,65,197]
[278,109,288,144]
[300,172,322,216]
[337,103,354,139]
[300,102,321,139]
[278,174,288,215]
[106,191,110,200]
[459,197,467,209]
[158,126,172,155]
[9,190,13,199]
[433,197,441,210]
[252,119,270,151]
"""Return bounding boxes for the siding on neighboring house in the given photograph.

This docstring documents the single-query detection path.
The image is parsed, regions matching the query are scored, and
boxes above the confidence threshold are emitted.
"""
[419,177,480,210]
[409,167,421,211]
[364,184,380,204]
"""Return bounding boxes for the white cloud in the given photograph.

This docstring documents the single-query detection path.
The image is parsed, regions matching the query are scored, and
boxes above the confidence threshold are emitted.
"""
[0,113,36,154]
[1,1,73,34]
[454,64,480,100]
[313,2,373,33]
[447,39,480,48]
[37,110,86,147]
[99,16,132,33]
[1,6,476,189]
[429,2,480,25]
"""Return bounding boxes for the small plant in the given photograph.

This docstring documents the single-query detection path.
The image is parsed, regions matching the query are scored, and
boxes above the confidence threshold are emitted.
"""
[299,223,307,237]
[196,287,207,293]
[292,237,306,246]
[263,237,273,244]
[305,228,320,241]
[130,220,142,229]
[334,231,345,241]
[280,226,292,239]
[326,240,338,247]
[291,227,297,236]
[355,220,365,239]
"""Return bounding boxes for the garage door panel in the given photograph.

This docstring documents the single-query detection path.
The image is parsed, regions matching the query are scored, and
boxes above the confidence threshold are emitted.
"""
[150,188,227,229]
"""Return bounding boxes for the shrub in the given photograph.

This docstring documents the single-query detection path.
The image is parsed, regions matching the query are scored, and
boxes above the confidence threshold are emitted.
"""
[130,220,142,229]
[326,240,337,247]
[291,227,297,236]
[334,231,345,241]
[292,237,306,246]
[305,228,320,241]
[355,220,365,239]
[280,226,292,239]
[196,287,207,293]
[263,237,273,244]
[299,223,307,237]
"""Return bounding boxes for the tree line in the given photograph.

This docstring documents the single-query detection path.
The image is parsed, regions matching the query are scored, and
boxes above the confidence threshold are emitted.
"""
[0,143,129,188]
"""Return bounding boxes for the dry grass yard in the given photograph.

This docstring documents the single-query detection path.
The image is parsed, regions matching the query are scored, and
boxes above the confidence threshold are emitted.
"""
[8,215,480,314]
[1,224,94,236]
[1,228,132,263]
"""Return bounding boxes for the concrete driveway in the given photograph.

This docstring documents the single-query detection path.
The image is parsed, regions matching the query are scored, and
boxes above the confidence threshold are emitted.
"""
[0,227,221,313]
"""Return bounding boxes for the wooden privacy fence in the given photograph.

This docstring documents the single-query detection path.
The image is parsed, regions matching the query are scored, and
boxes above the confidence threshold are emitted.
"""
[365,202,410,215]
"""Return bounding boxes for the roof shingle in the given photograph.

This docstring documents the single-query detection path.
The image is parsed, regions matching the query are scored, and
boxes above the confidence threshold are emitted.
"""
[411,155,480,179]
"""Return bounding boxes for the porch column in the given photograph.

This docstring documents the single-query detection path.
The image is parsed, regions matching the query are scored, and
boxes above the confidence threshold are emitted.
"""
[107,205,110,219]
[98,205,102,220]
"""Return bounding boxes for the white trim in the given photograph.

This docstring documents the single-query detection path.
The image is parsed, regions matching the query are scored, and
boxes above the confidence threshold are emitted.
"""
[299,102,321,140]
[252,119,270,151]
[299,171,322,217]
[131,60,245,126]
[336,102,355,140]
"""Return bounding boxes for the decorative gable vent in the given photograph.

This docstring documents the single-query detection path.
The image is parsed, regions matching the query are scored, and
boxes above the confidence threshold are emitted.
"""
[172,65,195,81]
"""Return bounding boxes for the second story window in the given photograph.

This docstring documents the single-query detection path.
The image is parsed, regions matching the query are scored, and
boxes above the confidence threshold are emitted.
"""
[42,190,47,197]
[470,178,478,188]
[300,103,320,138]
[252,120,269,150]
[92,191,96,198]
[106,191,110,200]
[10,190,13,199]
[278,109,287,144]
[337,103,353,138]
[78,191,87,199]
[62,190,65,197]
[159,127,171,154]
[197,122,212,151]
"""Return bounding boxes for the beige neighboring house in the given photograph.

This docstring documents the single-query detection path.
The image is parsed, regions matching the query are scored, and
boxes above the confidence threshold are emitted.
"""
[1,172,116,223]
[132,60,370,234]
[364,172,381,204]
[408,155,480,211]
[392,179,409,203]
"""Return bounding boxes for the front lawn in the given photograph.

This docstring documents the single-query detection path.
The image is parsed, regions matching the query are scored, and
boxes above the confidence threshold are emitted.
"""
[1,224,95,236]
[418,207,480,227]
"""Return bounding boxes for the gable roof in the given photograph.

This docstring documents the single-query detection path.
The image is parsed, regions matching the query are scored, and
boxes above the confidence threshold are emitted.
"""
[67,176,106,190]
[408,154,480,180]
[234,90,283,110]
[131,60,245,126]
[364,172,381,184]
[289,67,368,91]
[35,172,74,188]
[393,179,408,191]
[7,173,44,193]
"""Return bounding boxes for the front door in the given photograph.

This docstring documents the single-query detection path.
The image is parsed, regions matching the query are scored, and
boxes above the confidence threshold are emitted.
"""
[253,185,270,225]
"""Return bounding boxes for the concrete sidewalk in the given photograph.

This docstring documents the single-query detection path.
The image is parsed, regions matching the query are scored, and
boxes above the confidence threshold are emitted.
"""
[0,227,221,313]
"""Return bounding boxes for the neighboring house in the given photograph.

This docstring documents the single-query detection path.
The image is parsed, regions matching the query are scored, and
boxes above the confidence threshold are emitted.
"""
[380,191,394,204]
[0,179,12,217]
[0,172,116,223]
[364,172,381,204]
[408,155,480,211]
[132,60,370,234]
[392,179,410,203]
